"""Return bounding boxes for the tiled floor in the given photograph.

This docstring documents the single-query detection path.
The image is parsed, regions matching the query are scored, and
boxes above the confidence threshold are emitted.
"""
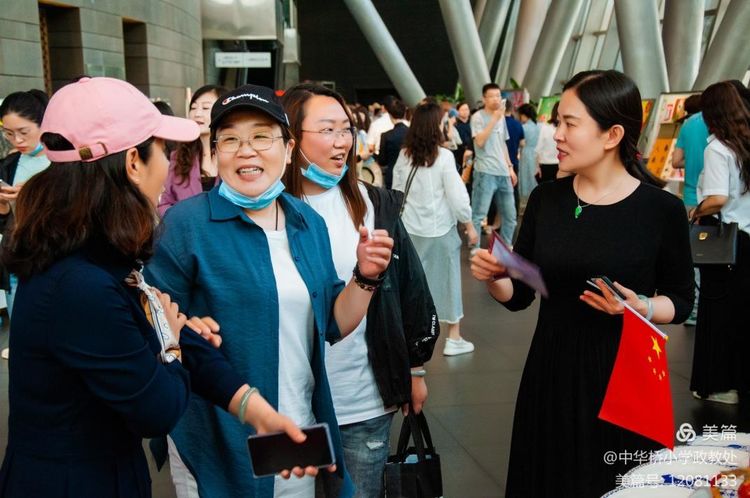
[1,246,747,497]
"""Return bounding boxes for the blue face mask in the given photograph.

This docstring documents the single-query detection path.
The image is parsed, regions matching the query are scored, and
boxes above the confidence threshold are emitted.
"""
[300,161,349,190]
[28,143,44,157]
[218,176,285,210]
[218,146,288,210]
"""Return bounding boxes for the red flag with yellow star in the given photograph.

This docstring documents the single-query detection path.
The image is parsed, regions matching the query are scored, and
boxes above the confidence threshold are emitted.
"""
[598,305,674,449]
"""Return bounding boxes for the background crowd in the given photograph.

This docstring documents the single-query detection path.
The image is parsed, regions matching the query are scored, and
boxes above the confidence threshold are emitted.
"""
[0,69,749,498]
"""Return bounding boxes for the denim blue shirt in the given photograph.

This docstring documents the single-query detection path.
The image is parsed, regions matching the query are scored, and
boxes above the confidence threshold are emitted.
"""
[145,188,354,498]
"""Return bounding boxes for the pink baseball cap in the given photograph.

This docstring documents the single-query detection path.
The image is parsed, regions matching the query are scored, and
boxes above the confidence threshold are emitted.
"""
[41,77,199,162]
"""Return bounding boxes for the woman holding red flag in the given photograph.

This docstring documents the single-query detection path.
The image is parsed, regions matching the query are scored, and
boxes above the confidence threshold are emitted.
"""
[471,70,694,497]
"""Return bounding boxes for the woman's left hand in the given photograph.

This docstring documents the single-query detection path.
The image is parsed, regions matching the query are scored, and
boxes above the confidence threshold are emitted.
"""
[355,226,393,279]
[402,376,428,415]
[580,279,645,316]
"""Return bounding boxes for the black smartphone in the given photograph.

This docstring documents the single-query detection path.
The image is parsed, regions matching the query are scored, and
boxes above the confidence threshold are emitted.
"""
[587,275,627,300]
[246,423,335,478]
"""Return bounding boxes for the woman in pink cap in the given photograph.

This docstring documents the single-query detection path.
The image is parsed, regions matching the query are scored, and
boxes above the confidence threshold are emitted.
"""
[0,77,307,498]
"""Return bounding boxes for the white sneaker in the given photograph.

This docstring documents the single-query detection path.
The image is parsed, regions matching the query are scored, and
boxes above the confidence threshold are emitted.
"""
[706,390,739,405]
[443,338,475,356]
[1,348,8,360]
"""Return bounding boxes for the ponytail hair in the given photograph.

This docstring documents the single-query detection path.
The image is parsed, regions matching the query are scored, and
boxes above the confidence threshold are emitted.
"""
[563,70,665,188]
[0,89,49,125]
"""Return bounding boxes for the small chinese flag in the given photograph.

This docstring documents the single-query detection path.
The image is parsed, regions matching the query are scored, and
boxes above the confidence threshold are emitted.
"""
[598,306,674,449]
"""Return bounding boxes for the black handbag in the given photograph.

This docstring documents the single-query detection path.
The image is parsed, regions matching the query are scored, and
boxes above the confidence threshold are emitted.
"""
[689,207,739,266]
[384,410,443,498]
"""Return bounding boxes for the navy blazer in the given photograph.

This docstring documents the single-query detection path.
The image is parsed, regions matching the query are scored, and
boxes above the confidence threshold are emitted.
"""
[0,247,243,498]
[376,122,409,188]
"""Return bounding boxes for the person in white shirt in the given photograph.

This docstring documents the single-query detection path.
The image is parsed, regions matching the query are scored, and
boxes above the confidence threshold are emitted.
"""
[535,102,560,183]
[281,84,439,498]
[393,101,479,356]
[366,96,396,156]
[690,80,750,406]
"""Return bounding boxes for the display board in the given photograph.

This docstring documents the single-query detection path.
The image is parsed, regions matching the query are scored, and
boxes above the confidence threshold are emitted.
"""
[501,89,529,111]
[536,95,560,123]
[641,99,654,132]
[639,93,698,157]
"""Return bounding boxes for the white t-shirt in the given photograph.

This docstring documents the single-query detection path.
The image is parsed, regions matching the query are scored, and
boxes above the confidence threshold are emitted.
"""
[392,147,472,237]
[367,112,394,155]
[304,184,396,425]
[265,229,316,498]
[536,122,559,165]
[697,135,750,235]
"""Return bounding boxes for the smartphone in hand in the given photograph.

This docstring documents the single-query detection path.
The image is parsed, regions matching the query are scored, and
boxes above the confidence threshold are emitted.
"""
[246,423,335,478]
[586,276,626,300]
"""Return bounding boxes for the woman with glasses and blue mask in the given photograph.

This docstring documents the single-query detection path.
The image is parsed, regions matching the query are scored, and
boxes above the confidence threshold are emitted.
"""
[281,84,439,498]
[0,89,50,359]
[145,84,394,498]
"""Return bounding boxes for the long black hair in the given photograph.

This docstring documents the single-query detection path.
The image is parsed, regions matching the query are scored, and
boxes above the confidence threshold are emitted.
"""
[403,102,443,167]
[0,89,48,124]
[702,81,750,192]
[563,70,665,188]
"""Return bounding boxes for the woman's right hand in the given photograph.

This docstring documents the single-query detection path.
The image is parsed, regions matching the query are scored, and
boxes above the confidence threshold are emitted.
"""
[153,289,186,342]
[465,224,479,247]
[470,249,507,282]
[243,390,337,478]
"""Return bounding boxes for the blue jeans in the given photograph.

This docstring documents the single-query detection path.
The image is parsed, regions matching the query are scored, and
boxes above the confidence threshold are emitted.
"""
[471,171,517,246]
[6,274,18,318]
[316,412,395,498]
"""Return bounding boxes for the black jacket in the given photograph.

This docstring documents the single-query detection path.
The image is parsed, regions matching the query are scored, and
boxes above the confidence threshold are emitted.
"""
[0,152,20,290]
[364,183,439,407]
[376,122,408,188]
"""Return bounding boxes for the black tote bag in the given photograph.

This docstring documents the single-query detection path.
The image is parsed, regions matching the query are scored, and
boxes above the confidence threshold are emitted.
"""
[689,208,739,266]
[384,410,443,498]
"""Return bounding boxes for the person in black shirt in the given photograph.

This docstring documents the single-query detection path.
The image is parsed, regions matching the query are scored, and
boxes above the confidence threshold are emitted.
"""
[471,70,694,497]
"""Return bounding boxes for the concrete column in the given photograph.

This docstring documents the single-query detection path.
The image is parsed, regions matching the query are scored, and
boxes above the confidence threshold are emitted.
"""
[439,0,492,106]
[507,0,551,86]
[613,0,669,99]
[523,0,586,99]
[693,0,750,90]
[473,0,488,26]
[342,0,426,106]
[495,0,521,86]
[662,0,703,92]
[478,0,512,66]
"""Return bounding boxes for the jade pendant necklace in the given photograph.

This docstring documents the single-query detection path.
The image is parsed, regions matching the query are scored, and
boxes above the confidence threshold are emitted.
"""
[573,176,625,220]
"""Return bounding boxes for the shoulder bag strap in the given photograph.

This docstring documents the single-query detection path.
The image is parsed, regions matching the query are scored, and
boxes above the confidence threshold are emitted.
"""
[399,164,419,216]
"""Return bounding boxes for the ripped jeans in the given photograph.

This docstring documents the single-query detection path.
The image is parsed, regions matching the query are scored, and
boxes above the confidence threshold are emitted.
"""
[317,411,395,498]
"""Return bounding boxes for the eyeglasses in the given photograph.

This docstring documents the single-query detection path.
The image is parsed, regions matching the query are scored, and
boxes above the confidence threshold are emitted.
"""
[301,127,355,141]
[2,128,32,142]
[214,134,284,153]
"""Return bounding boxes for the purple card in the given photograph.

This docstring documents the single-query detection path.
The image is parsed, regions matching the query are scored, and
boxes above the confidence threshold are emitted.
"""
[489,233,549,298]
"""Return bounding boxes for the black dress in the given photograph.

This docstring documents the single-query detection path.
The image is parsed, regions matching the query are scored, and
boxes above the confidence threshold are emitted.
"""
[502,176,694,497]
[690,229,750,396]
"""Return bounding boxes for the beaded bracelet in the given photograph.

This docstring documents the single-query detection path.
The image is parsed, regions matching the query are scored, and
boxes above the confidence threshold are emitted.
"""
[353,263,384,292]
[238,386,259,425]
